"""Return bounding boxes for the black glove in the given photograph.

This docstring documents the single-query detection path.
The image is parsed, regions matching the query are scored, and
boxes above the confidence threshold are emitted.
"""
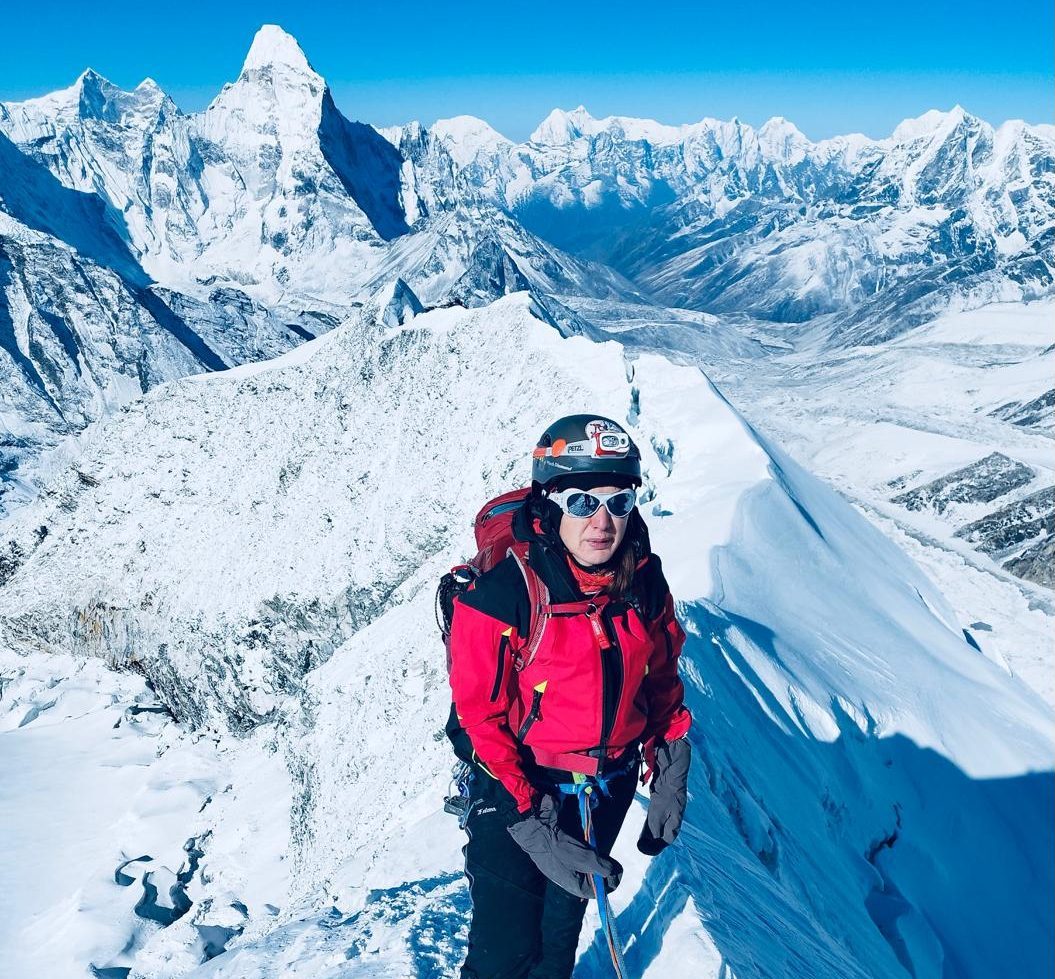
[507,793,623,899]
[638,737,691,855]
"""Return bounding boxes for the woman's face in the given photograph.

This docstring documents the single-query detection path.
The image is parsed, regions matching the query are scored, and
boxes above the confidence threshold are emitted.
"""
[557,484,630,567]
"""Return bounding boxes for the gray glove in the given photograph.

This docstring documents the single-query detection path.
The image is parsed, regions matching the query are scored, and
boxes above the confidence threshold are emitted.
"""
[507,793,623,899]
[638,737,691,855]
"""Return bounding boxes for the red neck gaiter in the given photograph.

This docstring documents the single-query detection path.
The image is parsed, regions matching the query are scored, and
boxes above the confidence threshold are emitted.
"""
[566,555,615,596]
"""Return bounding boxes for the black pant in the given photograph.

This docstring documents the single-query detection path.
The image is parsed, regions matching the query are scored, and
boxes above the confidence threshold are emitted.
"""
[459,761,639,979]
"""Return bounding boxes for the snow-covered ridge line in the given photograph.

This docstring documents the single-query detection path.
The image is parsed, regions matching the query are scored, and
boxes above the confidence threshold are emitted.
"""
[1,294,1049,977]
[2,292,1047,760]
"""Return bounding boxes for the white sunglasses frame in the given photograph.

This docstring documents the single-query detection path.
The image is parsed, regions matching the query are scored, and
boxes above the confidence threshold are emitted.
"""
[547,487,638,519]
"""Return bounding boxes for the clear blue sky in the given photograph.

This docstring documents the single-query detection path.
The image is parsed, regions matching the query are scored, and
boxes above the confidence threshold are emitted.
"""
[3,0,1051,140]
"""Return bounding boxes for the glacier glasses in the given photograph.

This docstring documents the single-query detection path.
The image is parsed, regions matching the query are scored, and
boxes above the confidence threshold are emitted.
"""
[548,487,637,520]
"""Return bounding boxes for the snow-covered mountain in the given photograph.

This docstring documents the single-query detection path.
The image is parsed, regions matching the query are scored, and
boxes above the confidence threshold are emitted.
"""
[1,297,1050,978]
[1,27,1051,466]
[0,27,649,497]
[0,27,647,318]
[0,25,1052,977]
[0,123,338,507]
[440,105,1055,341]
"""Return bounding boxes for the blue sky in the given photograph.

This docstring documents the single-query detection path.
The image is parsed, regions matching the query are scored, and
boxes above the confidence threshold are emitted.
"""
[3,0,1051,139]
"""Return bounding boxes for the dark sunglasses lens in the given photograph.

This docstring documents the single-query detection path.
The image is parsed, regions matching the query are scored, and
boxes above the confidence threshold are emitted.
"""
[566,492,601,517]
[606,491,636,517]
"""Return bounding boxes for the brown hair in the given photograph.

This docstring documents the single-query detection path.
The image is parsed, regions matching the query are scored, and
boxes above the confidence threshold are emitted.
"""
[608,539,638,601]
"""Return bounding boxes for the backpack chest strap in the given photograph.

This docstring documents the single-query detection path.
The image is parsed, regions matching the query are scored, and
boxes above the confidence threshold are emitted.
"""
[543,599,599,616]
[508,545,617,667]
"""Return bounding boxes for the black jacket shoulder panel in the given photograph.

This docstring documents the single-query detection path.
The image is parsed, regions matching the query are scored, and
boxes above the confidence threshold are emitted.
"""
[631,553,671,623]
[457,554,531,635]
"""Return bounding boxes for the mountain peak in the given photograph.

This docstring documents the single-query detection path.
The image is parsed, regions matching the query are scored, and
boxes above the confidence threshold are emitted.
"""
[241,24,313,75]
[75,68,119,99]
[530,106,596,144]
[431,116,511,168]
[758,116,811,157]
[69,69,167,123]
[891,106,979,143]
[433,115,510,143]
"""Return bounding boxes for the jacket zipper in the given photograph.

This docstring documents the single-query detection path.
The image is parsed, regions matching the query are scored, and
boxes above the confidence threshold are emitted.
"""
[590,603,623,757]
[517,681,547,741]
[489,631,511,702]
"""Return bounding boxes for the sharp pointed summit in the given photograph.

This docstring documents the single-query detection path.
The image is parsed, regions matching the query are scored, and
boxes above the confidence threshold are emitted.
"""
[241,24,314,75]
[68,68,122,117]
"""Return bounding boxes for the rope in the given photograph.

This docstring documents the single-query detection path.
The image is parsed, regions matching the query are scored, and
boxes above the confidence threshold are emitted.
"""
[555,773,630,979]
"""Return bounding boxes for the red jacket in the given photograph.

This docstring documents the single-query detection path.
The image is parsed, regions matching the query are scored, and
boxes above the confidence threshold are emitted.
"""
[448,502,692,812]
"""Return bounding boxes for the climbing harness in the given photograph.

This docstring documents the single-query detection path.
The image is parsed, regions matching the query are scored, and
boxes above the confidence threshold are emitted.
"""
[443,760,477,829]
[555,768,631,979]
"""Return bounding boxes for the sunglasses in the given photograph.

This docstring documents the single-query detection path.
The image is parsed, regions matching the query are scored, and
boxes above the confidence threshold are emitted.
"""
[548,487,637,519]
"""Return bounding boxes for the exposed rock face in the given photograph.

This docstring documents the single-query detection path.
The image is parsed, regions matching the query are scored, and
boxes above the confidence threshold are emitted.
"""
[890,453,1035,515]
[374,277,424,328]
[1,25,1052,587]
[1003,535,1055,587]
[954,486,1054,555]
[888,453,1053,587]
[989,388,1055,433]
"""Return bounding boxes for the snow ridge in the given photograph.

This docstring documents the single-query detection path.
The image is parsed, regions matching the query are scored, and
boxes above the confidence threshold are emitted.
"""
[0,297,1049,978]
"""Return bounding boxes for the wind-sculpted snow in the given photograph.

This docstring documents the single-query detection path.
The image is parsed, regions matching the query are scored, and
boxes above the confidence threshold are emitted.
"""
[0,296,1050,977]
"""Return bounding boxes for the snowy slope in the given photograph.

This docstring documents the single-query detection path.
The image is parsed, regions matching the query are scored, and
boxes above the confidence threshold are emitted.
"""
[0,296,1050,978]
[710,299,1055,703]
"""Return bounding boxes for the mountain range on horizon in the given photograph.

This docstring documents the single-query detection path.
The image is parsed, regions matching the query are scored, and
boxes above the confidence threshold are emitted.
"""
[0,22,1052,564]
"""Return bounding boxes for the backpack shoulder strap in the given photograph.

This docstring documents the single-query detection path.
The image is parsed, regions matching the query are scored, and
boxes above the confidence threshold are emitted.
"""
[507,543,600,669]
[507,542,550,670]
